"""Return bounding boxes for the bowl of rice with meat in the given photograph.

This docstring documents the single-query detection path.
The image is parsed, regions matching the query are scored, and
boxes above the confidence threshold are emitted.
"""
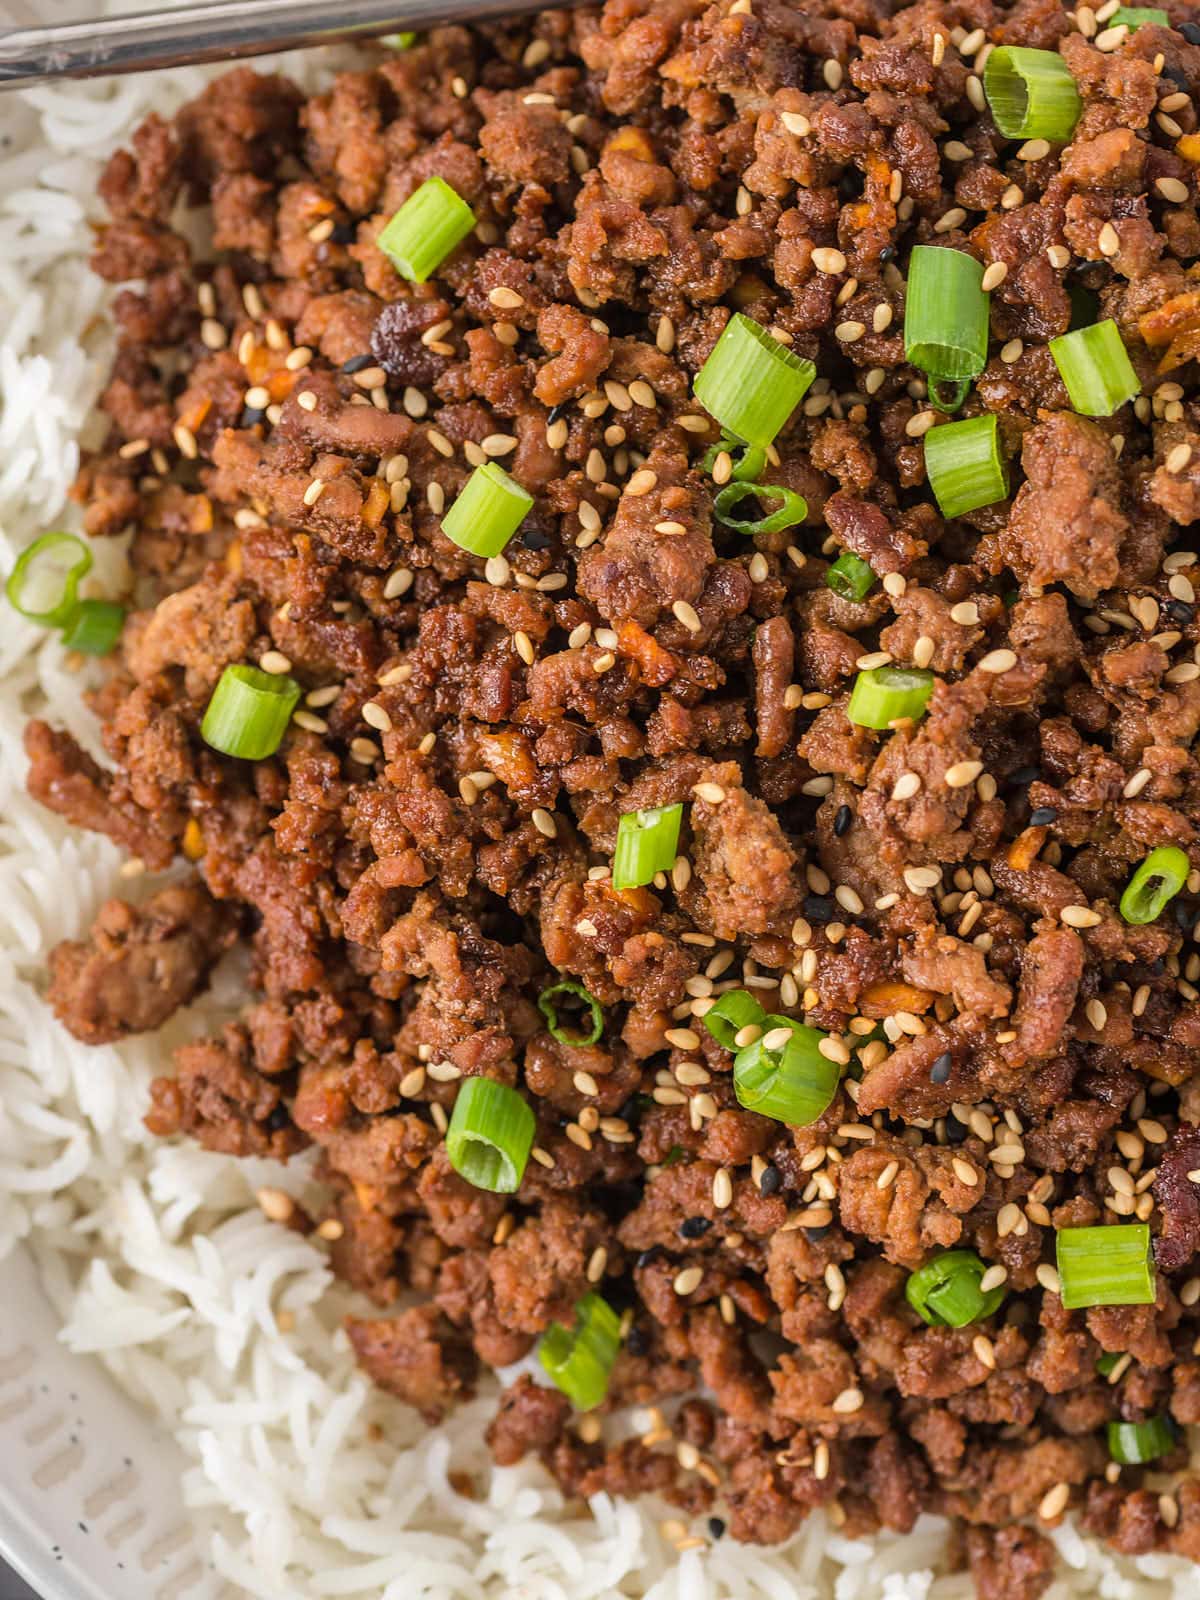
[3,2,1200,1598]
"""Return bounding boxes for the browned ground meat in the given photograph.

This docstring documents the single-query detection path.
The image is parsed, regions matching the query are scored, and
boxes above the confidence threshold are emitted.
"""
[26,5,1200,1593]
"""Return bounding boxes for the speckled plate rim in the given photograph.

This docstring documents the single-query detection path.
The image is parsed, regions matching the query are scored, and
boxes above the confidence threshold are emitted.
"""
[0,1244,223,1600]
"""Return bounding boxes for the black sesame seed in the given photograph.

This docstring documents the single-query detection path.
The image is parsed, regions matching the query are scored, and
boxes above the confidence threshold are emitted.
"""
[342,352,375,374]
[636,1245,664,1269]
[240,407,266,427]
[804,894,836,924]
[1029,806,1058,826]
[547,401,569,426]
[1179,21,1200,44]
[1166,598,1195,625]
[330,220,357,244]
[878,244,896,264]
[929,1051,953,1085]
[805,1224,832,1242]
[1008,766,1041,787]
[708,1517,726,1540]
[945,1112,968,1145]
[626,1325,649,1357]
[680,1215,713,1239]
[759,1163,782,1196]
[1174,900,1194,930]
[521,526,552,550]
[833,803,853,838]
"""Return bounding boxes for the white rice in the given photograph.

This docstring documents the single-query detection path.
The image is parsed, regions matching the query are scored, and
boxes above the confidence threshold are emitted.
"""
[0,16,1195,1599]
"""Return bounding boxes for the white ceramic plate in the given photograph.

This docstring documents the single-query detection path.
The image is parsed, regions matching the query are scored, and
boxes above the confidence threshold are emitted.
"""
[0,1245,223,1600]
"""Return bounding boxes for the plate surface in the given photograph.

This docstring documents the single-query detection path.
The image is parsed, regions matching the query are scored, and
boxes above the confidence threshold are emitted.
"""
[0,1246,221,1600]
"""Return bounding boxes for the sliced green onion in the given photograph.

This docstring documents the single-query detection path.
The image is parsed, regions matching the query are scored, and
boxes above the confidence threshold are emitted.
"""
[701,435,767,483]
[1107,1417,1175,1465]
[538,980,604,1047]
[377,175,476,283]
[61,598,125,655]
[445,1076,535,1194]
[1109,6,1168,27]
[539,1292,622,1410]
[847,665,934,729]
[703,989,766,1050]
[382,30,417,47]
[983,46,1083,142]
[924,414,1008,519]
[693,313,816,448]
[6,532,92,627]
[201,664,301,761]
[904,246,990,387]
[612,802,683,890]
[441,462,533,557]
[712,482,807,536]
[1119,846,1190,925]
[1050,320,1140,417]
[1096,1351,1125,1376]
[906,1250,1006,1328]
[826,551,876,603]
[733,1021,840,1127]
[1056,1224,1155,1310]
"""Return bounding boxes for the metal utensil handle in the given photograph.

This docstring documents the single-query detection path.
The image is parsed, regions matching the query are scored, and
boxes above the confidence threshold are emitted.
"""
[0,0,549,86]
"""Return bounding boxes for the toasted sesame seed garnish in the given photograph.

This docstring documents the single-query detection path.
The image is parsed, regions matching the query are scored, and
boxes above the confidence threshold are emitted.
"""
[892,772,922,801]
[531,808,558,839]
[672,599,702,632]
[173,422,198,459]
[1061,904,1101,928]
[693,781,726,804]
[361,701,393,734]
[944,759,983,789]
[951,1157,979,1187]
[256,1186,294,1222]
[832,1386,864,1414]
[292,710,327,734]
[905,410,936,438]
[348,737,380,765]
[673,1265,703,1296]
[1036,1263,1063,1295]
[835,319,866,343]
[1038,1482,1070,1522]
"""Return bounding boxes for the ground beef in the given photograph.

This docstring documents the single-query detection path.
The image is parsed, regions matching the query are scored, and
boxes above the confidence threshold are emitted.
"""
[26,5,1200,1592]
[47,882,237,1044]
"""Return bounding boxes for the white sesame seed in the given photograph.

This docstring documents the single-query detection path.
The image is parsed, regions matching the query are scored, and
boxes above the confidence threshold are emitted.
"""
[531,808,558,839]
[832,1386,864,1414]
[1061,904,1101,928]
[945,759,984,789]
[1154,175,1191,211]
[673,1265,703,1296]
[905,410,936,438]
[672,599,702,632]
[981,261,1008,292]
[362,701,392,733]
[1038,1482,1070,1522]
